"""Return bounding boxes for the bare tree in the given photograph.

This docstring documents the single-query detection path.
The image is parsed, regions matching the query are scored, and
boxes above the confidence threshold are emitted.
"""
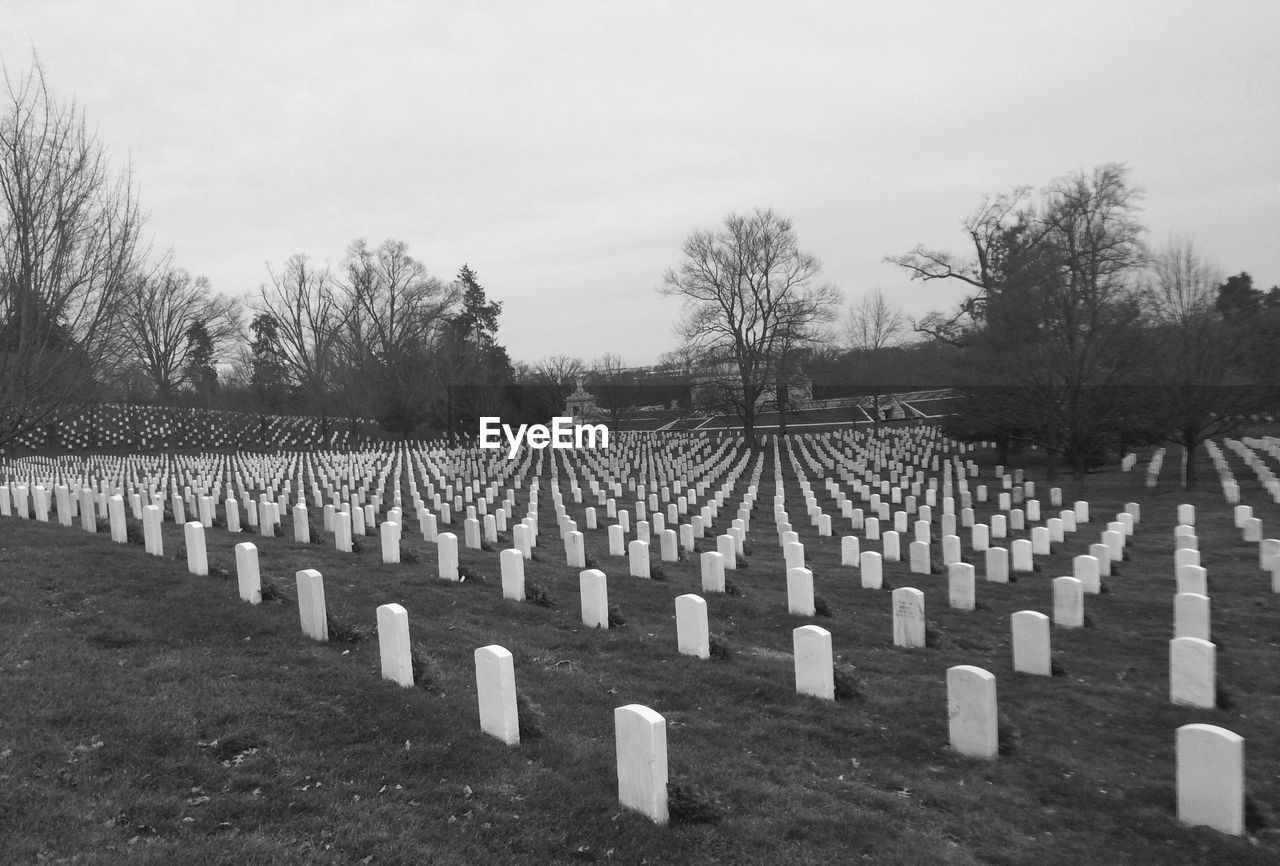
[341,240,454,363]
[845,288,906,353]
[0,59,143,447]
[256,254,343,415]
[1145,236,1221,324]
[976,165,1149,483]
[844,288,907,424]
[1142,236,1259,488]
[586,352,636,429]
[769,309,824,436]
[337,238,459,436]
[656,344,700,377]
[659,207,839,450]
[887,187,1046,345]
[893,164,1150,484]
[121,263,242,400]
[523,354,584,420]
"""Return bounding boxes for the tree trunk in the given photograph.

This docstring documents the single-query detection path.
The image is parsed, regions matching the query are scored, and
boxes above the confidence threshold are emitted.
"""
[742,409,759,454]
[1072,455,1087,494]
[1182,435,1199,491]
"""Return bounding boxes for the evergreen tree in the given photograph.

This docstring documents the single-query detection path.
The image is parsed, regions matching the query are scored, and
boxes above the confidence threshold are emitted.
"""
[184,320,218,403]
[433,265,512,437]
[450,264,503,349]
[249,312,288,410]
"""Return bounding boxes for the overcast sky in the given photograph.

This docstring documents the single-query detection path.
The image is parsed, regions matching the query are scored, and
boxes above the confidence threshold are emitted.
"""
[4,2,1277,367]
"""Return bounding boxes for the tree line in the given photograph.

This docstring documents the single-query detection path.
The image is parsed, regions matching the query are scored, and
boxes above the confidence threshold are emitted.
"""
[0,61,627,446]
[655,167,1279,486]
[885,163,1280,486]
[4,60,1277,486]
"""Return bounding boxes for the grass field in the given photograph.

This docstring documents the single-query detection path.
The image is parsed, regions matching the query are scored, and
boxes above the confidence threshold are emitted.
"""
[2,437,1279,864]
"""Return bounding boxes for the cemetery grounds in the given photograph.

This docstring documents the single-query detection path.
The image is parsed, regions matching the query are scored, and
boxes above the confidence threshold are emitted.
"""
[1,426,1279,864]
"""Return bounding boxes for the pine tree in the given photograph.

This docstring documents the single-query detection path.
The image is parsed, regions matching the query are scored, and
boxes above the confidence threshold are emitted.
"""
[451,265,503,349]
[249,312,288,410]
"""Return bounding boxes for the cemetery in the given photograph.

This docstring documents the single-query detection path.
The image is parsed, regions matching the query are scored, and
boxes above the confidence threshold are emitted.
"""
[2,14,1278,861]
[2,423,1279,863]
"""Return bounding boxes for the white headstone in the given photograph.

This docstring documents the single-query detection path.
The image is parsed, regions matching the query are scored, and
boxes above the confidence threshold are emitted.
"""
[1059,510,1077,533]
[882,530,901,562]
[566,530,586,569]
[784,540,805,570]
[659,529,678,563]
[1052,576,1084,628]
[629,540,651,578]
[376,603,413,687]
[675,594,710,659]
[475,645,520,745]
[500,548,525,600]
[947,664,998,759]
[615,704,668,824]
[717,534,736,570]
[1031,526,1050,555]
[143,504,163,556]
[1074,500,1089,523]
[787,567,816,617]
[235,542,261,604]
[513,523,533,559]
[892,587,926,648]
[841,535,860,566]
[1176,564,1207,596]
[184,521,208,576]
[1174,592,1211,642]
[1176,723,1244,836]
[908,539,931,574]
[295,568,328,641]
[793,625,835,700]
[1072,554,1101,594]
[700,550,725,593]
[1259,538,1280,572]
[942,534,961,566]
[292,504,309,543]
[1233,504,1252,528]
[381,521,401,564]
[1102,530,1124,563]
[1011,539,1034,572]
[335,510,352,553]
[1089,542,1113,577]
[948,562,975,611]
[1011,610,1051,675]
[580,568,609,628]
[1169,636,1215,708]
[986,546,1009,583]
[464,517,482,550]
[437,532,459,581]
[860,550,883,589]
[1009,508,1024,532]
